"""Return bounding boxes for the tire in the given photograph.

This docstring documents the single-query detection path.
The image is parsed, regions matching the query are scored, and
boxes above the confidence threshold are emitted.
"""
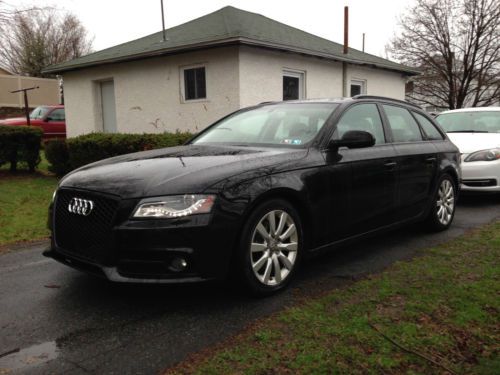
[236,199,303,296]
[424,173,457,232]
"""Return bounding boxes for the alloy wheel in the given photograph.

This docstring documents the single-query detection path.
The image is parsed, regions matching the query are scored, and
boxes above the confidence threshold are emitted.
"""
[250,210,298,286]
[436,179,455,225]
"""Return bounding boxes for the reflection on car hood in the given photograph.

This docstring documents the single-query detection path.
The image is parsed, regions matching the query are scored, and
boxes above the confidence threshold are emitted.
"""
[60,144,308,198]
[447,132,500,154]
[0,117,29,125]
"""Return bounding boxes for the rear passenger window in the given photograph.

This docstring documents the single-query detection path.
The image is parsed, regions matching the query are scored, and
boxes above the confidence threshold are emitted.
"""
[413,112,444,140]
[335,104,385,144]
[383,105,423,143]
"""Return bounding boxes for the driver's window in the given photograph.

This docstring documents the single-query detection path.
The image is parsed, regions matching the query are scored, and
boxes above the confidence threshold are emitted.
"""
[47,109,65,122]
[335,104,385,144]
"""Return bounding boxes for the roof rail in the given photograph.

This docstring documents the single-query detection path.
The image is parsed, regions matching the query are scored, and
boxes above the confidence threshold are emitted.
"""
[352,95,422,109]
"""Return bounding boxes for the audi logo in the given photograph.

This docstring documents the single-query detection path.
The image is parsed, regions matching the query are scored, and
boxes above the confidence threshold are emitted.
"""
[68,198,94,216]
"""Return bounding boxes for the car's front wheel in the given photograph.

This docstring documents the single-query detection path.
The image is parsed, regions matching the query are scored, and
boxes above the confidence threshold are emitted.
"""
[425,174,457,231]
[237,199,303,296]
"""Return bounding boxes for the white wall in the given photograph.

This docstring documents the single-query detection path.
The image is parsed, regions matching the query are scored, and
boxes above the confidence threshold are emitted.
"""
[238,46,344,107]
[63,45,407,137]
[347,65,407,99]
[63,47,240,137]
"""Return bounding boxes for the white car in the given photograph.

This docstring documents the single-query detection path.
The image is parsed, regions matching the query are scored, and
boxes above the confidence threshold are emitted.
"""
[436,107,500,193]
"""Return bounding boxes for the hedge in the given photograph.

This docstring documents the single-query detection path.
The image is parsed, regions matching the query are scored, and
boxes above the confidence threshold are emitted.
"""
[0,126,43,172]
[45,132,193,176]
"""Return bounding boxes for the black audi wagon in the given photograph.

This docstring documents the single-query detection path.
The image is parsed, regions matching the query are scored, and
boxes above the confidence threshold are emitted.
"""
[45,96,460,295]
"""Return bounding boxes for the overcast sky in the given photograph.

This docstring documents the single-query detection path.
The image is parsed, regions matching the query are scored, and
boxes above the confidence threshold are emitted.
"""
[12,0,414,57]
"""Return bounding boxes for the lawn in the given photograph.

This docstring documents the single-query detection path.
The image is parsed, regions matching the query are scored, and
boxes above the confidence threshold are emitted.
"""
[167,222,500,375]
[0,149,58,246]
[0,173,57,246]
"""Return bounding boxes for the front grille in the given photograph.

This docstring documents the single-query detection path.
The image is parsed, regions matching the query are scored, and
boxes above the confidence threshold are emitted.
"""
[463,179,497,187]
[54,189,120,263]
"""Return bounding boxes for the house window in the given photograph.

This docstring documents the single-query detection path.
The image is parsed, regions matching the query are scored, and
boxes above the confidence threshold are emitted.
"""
[283,70,305,100]
[350,79,366,97]
[183,66,206,101]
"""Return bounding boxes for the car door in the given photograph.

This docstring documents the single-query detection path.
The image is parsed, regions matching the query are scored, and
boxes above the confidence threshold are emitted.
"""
[43,108,66,138]
[324,103,398,241]
[380,104,438,221]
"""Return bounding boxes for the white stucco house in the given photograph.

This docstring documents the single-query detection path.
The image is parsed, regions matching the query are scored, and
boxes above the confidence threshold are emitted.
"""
[44,6,418,137]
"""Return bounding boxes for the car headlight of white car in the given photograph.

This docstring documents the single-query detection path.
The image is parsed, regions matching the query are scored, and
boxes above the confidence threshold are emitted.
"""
[133,194,215,218]
[464,148,500,162]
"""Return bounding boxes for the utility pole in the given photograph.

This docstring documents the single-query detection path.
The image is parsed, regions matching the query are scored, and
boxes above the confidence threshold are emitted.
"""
[10,86,39,126]
[362,33,365,52]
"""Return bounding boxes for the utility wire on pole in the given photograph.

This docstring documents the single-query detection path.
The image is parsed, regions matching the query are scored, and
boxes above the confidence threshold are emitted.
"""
[10,86,39,126]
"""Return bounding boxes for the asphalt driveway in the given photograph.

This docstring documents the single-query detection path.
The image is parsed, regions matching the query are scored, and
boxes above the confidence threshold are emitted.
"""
[1,194,499,374]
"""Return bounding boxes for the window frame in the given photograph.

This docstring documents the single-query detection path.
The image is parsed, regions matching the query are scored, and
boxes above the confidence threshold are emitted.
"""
[180,63,208,103]
[282,69,306,101]
[411,110,445,141]
[350,79,367,97]
[380,103,426,144]
[331,102,388,146]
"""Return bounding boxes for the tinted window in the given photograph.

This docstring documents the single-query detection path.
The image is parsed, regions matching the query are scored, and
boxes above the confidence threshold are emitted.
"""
[192,103,337,147]
[184,67,206,100]
[335,104,385,144]
[383,105,423,142]
[47,108,65,121]
[413,112,443,140]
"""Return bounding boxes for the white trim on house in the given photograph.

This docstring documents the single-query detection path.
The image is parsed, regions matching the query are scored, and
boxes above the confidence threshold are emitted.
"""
[282,69,306,100]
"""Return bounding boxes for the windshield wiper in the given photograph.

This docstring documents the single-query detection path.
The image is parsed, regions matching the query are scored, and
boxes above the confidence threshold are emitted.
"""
[447,130,489,133]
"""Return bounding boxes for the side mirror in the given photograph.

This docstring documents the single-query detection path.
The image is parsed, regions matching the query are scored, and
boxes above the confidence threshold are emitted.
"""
[327,130,375,151]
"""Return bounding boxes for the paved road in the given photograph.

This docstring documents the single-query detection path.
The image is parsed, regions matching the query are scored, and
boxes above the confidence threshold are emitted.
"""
[1,195,499,374]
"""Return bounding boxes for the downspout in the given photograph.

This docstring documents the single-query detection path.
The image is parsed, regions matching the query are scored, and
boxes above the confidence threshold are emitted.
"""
[342,6,349,97]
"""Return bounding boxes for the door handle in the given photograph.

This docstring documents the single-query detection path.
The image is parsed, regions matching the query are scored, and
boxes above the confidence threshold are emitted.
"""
[384,161,397,170]
[426,156,437,163]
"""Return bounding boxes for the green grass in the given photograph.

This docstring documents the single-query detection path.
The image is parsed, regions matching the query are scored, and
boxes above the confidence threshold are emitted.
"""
[168,222,500,375]
[0,173,58,246]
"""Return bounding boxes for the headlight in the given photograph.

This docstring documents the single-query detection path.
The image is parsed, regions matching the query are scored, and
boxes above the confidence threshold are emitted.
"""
[464,148,500,162]
[133,194,215,218]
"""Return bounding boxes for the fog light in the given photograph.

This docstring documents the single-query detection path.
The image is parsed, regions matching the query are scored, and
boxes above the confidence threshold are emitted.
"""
[169,257,188,272]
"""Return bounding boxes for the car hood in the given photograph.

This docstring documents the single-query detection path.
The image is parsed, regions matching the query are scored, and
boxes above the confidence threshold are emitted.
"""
[60,144,308,198]
[0,117,30,125]
[447,132,500,154]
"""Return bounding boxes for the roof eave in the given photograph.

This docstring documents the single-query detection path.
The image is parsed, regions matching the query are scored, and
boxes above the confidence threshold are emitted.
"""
[43,37,420,76]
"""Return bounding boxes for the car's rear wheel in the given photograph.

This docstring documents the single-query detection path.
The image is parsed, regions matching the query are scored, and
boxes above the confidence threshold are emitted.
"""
[237,199,303,296]
[425,174,457,231]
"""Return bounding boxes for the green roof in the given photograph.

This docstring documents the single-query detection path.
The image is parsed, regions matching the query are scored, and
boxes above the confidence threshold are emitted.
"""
[44,6,418,75]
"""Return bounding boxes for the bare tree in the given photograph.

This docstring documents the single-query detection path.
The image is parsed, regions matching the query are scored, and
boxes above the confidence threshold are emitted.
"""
[0,8,93,77]
[389,0,500,109]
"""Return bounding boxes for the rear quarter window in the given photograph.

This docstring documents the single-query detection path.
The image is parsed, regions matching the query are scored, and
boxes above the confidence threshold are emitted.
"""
[413,112,444,140]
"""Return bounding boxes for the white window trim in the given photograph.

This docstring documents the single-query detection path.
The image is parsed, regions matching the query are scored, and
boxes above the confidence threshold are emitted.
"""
[179,63,209,103]
[283,68,306,100]
[350,78,367,97]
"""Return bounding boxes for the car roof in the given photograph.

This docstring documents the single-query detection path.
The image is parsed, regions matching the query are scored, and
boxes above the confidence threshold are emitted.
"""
[260,96,422,109]
[439,107,500,114]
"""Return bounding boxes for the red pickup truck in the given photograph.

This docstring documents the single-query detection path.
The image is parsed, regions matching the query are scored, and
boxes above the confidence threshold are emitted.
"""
[0,105,66,139]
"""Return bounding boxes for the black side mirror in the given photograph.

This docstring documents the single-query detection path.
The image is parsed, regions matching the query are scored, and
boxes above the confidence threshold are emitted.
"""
[327,130,375,151]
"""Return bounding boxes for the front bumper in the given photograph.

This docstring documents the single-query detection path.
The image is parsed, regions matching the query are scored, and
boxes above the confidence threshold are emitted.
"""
[460,157,500,192]
[46,189,244,283]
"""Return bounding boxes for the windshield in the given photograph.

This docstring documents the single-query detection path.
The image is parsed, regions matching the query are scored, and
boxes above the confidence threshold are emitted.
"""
[30,106,51,120]
[191,103,338,147]
[436,111,500,133]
